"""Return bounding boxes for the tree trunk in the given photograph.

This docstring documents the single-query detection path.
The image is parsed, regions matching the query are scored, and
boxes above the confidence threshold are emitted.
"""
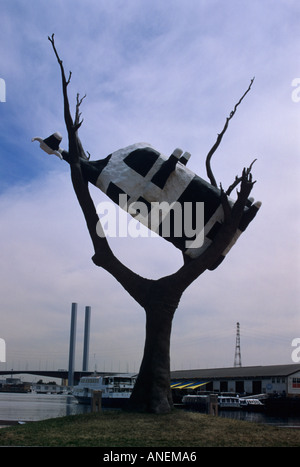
[128,291,179,413]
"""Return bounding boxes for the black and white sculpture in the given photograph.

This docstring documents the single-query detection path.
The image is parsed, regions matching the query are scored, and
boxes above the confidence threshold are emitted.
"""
[32,132,261,269]
[32,34,262,414]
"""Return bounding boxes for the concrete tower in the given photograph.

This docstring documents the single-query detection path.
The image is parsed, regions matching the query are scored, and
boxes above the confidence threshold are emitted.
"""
[68,302,77,386]
[82,306,91,371]
[234,322,242,367]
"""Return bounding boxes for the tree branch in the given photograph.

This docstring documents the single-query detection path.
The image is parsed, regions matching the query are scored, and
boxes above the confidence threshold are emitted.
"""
[220,183,232,223]
[49,34,151,308]
[48,34,74,142]
[225,158,256,196]
[205,77,255,187]
[74,92,86,131]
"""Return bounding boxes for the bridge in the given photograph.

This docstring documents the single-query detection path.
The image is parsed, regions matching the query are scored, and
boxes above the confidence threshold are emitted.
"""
[0,370,116,385]
[0,304,118,385]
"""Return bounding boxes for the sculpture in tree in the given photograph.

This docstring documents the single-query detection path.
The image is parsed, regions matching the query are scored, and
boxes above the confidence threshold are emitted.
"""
[32,35,261,413]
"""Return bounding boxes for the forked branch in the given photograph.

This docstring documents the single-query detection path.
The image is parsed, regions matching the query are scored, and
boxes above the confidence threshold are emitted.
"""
[226,158,257,196]
[74,93,86,131]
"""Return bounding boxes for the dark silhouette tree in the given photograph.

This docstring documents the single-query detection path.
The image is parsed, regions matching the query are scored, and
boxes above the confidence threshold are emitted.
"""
[45,35,260,413]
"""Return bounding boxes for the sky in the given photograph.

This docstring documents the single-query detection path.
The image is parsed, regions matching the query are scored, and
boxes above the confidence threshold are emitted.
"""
[0,0,299,378]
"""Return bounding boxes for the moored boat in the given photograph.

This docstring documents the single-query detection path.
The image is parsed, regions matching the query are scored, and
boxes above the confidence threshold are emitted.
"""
[218,395,241,410]
[72,373,137,408]
[182,393,265,412]
[239,398,265,412]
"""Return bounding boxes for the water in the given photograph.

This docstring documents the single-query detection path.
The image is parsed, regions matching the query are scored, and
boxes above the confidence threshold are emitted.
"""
[218,409,300,428]
[1,393,300,427]
[0,392,90,423]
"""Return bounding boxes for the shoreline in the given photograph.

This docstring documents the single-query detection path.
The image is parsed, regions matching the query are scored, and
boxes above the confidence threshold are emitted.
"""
[0,420,32,427]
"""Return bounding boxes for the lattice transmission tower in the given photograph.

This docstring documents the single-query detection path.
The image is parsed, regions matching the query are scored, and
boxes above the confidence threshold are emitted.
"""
[234,322,242,367]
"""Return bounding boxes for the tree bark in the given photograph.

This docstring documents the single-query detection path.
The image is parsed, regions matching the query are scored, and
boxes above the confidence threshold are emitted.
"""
[129,303,176,413]
[127,279,182,413]
[47,35,260,413]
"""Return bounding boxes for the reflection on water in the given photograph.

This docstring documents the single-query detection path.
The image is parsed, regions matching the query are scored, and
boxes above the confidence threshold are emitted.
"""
[0,392,90,422]
[218,409,300,427]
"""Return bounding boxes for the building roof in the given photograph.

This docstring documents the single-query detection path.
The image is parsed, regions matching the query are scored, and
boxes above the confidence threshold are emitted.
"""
[171,364,300,381]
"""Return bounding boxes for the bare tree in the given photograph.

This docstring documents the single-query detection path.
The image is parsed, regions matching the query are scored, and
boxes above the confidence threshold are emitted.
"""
[44,35,260,413]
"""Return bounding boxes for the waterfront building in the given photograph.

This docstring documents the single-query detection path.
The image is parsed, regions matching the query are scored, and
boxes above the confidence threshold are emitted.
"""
[171,364,300,397]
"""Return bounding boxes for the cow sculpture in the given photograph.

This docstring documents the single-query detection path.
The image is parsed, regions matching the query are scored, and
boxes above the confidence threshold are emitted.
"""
[32,132,261,269]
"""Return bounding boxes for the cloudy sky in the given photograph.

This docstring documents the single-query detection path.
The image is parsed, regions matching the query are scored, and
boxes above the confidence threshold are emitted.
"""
[0,0,299,377]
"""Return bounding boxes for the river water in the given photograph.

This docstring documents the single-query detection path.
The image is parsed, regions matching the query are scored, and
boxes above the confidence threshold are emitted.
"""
[0,392,300,427]
[218,409,300,428]
[0,392,90,423]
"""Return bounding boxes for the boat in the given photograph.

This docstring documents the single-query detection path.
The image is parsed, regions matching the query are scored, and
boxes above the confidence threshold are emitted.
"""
[182,394,210,411]
[0,378,31,394]
[72,373,137,408]
[239,398,265,412]
[182,392,265,412]
[182,393,241,411]
[218,395,241,410]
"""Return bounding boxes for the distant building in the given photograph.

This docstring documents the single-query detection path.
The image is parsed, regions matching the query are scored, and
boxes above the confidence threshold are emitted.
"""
[32,383,71,394]
[171,364,300,396]
[0,377,31,393]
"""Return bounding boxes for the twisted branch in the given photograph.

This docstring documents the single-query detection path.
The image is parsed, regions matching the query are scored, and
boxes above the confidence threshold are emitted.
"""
[48,34,151,307]
[205,77,255,188]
